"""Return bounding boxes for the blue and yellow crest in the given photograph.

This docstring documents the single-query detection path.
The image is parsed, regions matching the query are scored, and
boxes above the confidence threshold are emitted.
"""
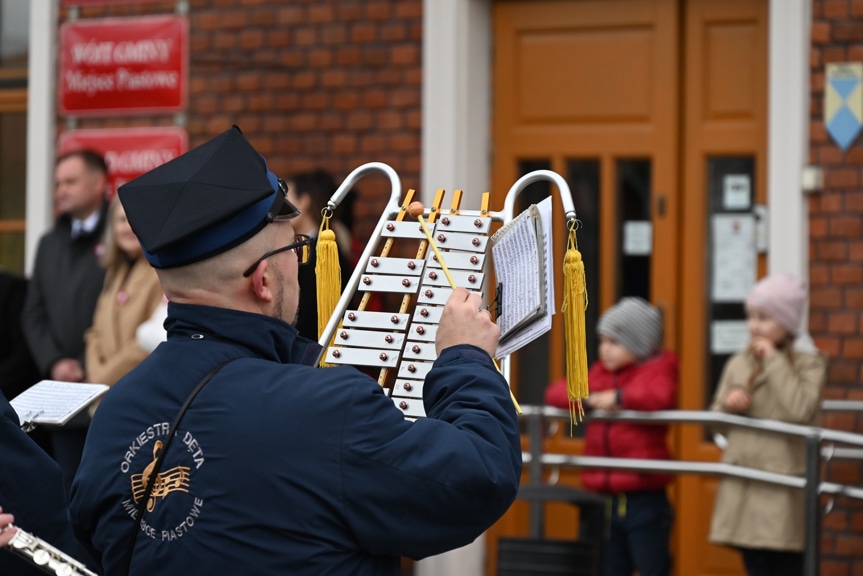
[825,62,863,151]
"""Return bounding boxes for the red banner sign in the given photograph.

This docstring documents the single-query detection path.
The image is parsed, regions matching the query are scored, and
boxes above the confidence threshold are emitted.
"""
[58,127,188,197]
[61,1,166,4]
[59,16,188,115]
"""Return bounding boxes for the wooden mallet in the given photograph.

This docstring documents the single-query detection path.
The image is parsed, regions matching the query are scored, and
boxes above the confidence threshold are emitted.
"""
[408,201,457,289]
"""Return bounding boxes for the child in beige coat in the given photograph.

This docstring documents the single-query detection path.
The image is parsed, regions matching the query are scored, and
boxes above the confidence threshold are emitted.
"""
[708,274,826,576]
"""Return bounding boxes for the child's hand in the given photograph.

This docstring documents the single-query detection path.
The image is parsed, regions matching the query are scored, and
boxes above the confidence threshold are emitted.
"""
[587,390,619,411]
[723,386,752,414]
[749,336,777,361]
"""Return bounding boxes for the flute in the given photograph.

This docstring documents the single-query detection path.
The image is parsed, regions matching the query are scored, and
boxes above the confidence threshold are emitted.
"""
[5,525,98,576]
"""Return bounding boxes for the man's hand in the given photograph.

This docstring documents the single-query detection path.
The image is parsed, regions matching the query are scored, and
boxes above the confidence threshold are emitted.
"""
[586,389,619,411]
[435,287,499,358]
[51,358,84,382]
[723,386,752,414]
[0,507,17,547]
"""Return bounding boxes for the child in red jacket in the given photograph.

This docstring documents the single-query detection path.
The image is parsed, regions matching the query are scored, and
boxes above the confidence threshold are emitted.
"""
[545,296,678,576]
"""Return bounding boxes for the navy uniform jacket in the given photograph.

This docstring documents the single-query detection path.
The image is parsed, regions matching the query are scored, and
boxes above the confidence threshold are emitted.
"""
[70,303,521,575]
[0,394,84,575]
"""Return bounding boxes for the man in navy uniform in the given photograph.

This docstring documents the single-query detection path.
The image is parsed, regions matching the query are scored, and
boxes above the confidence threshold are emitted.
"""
[69,127,522,575]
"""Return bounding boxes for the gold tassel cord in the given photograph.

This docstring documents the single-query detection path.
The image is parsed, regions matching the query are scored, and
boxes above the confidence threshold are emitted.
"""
[316,215,342,364]
[562,221,589,425]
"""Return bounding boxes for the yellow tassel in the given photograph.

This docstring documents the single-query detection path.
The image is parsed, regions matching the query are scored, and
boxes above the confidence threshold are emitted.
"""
[316,216,341,344]
[562,223,589,424]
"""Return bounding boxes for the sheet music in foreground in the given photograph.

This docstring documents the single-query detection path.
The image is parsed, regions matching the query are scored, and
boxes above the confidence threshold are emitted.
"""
[10,380,109,427]
[496,196,555,358]
[491,203,547,342]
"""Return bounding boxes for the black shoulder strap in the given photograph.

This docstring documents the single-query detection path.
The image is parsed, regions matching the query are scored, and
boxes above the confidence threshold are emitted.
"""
[124,358,237,576]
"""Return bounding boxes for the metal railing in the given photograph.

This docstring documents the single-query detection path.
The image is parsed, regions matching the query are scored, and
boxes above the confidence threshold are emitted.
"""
[822,399,863,412]
[518,405,863,576]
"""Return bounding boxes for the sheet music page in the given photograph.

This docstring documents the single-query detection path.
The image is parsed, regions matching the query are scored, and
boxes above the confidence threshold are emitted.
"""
[496,196,554,358]
[492,205,544,340]
[10,380,109,426]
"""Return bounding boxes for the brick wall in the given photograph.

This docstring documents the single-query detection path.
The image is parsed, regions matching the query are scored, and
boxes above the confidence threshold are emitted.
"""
[64,0,423,249]
[810,1,863,573]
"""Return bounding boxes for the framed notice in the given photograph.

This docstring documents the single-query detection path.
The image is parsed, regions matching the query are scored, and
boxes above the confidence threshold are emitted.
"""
[58,127,188,197]
[59,16,188,116]
[711,214,756,303]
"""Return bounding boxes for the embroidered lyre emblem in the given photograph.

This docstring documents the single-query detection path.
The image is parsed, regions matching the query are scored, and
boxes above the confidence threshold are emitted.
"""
[131,440,191,512]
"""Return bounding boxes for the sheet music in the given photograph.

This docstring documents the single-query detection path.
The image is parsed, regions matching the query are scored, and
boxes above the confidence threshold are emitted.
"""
[10,380,109,427]
[492,204,546,341]
[496,196,554,358]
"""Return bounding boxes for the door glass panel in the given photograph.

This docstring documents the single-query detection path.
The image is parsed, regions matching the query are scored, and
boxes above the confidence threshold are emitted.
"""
[616,159,651,301]
[0,231,24,274]
[566,159,600,365]
[705,156,756,405]
[0,110,26,272]
[514,159,552,406]
[0,111,26,219]
[0,0,29,71]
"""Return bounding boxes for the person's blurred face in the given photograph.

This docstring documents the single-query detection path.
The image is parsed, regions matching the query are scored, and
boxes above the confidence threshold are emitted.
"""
[598,334,638,372]
[54,156,105,220]
[285,180,314,235]
[747,308,790,346]
[113,202,142,258]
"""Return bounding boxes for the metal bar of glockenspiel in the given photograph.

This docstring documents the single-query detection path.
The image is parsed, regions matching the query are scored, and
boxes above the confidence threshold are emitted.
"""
[316,163,404,364]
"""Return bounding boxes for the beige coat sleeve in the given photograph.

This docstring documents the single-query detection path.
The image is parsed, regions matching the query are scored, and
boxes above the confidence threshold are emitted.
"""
[709,353,748,413]
[85,325,150,386]
[752,350,826,424]
[84,273,114,383]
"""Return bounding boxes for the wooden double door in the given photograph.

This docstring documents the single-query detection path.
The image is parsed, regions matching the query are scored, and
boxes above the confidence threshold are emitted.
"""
[489,1,768,575]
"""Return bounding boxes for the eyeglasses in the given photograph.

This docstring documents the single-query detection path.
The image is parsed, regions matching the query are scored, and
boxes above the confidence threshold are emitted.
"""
[266,178,302,223]
[242,234,313,277]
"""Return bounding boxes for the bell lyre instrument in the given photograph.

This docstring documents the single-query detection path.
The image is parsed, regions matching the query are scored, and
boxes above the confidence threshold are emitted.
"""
[315,163,581,419]
[5,526,98,576]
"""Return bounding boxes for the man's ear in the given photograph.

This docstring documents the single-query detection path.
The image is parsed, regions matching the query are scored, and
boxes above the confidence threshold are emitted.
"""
[93,171,109,199]
[249,260,274,303]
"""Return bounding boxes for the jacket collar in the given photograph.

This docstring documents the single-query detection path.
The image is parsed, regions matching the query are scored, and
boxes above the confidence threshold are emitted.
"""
[164,302,321,366]
[596,349,676,377]
[56,201,109,242]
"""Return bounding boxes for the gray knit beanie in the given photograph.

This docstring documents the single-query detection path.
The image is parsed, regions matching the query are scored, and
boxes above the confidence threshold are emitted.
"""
[596,297,663,360]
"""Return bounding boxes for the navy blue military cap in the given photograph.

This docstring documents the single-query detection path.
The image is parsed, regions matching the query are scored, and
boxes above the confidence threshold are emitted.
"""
[118,126,300,268]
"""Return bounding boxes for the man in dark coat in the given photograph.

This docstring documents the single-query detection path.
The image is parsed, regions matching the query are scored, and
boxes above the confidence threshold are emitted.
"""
[21,149,109,496]
[0,272,40,402]
[0,272,49,453]
[70,127,522,576]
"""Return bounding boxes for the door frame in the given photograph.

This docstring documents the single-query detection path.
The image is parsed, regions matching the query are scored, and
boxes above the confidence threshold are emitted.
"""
[24,0,57,277]
[422,0,812,287]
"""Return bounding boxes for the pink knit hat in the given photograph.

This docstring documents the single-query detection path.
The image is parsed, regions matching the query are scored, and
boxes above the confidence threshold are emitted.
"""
[746,274,807,335]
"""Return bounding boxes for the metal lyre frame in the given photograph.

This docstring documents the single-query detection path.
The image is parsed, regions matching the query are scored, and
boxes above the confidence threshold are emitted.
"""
[315,162,577,417]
